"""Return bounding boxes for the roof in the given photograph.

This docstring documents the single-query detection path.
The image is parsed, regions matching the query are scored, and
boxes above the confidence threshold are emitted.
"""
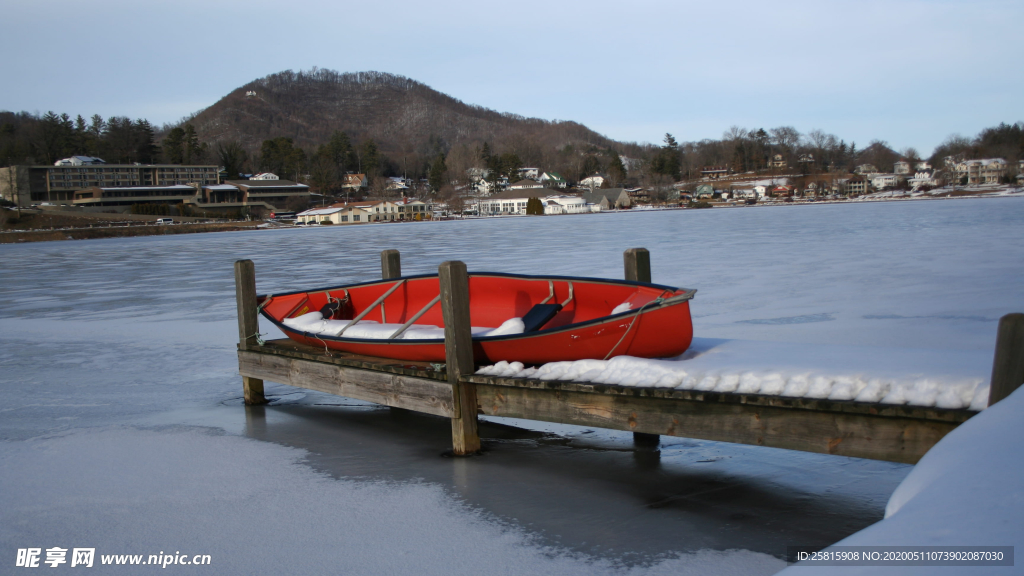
[225,179,308,189]
[541,172,566,181]
[203,184,240,190]
[481,188,558,200]
[509,179,541,187]
[581,188,626,203]
[87,185,195,191]
[297,207,344,216]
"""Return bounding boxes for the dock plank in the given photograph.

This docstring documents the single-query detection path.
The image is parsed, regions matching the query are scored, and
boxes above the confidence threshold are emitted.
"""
[238,350,456,417]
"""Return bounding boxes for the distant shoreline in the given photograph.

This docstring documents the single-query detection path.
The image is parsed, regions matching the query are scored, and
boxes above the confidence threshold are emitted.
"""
[4,189,1022,244]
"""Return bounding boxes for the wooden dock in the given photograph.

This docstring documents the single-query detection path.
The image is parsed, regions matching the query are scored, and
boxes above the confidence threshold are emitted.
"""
[235,250,1024,465]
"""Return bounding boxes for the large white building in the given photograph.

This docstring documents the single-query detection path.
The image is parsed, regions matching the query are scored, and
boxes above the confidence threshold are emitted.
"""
[543,195,590,215]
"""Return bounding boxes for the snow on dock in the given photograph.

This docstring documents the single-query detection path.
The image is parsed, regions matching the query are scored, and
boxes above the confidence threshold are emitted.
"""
[478,337,992,411]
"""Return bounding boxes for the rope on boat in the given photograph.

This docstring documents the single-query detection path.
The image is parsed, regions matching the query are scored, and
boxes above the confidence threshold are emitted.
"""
[603,297,663,360]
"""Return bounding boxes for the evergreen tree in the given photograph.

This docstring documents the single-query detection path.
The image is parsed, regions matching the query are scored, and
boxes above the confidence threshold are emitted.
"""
[360,139,381,176]
[217,141,248,180]
[651,133,681,181]
[525,196,544,215]
[428,153,447,192]
[182,124,204,164]
[163,127,185,164]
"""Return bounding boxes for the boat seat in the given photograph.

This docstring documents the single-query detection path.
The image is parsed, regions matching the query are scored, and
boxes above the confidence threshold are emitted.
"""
[521,303,562,332]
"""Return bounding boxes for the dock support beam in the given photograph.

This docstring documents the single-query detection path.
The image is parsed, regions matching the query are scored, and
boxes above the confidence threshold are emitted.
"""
[624,248,660,448]
[989,313,1024,406]
[234,259,267,405]
[381,249,402,280]
[440,260,481,455]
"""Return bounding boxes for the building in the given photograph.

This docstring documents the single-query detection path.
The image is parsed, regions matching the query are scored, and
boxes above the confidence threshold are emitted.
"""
[769,155,787,170]
[959,158,1007,184]
[341,173,368,191]
[799,154,815,164]
[508,179,543,190]
[844,176,868,195]
[771,185,794,197]
[394,199,431,220]
[915,161,932,171]
[854,164,879,175]
[1,162,220,205]
[700,166,730,180]
[250,172,280,180]
[894,161,911,175]
[477,189,553,215]
[72,185,201,208]
[582,188,631,210]
[870,174,899,189]
[517,167,539,180]
[223,179,310,209]
[543,195,589,215]
[579,175,605,189]
[539,172,567,189]
[908,171,937,189]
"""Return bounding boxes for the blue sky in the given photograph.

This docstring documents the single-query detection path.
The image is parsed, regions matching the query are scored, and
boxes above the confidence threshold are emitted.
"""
[1,0,1020,155]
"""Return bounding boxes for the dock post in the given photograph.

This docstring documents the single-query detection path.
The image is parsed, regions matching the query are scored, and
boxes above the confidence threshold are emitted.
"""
[439,260,481,455]
[381,249,401,279]
[234,259,267,405]
[381,249,411,415]
[989,313,1024,406]
[624,248,660,448]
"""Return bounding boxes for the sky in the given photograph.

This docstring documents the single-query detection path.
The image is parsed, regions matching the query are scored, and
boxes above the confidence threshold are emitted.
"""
[1,0,1021,156]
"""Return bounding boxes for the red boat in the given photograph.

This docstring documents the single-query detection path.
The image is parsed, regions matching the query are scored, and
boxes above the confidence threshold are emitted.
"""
[257,273,695,364]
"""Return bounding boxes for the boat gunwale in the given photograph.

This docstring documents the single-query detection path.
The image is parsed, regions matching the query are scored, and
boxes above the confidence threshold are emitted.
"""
[258,271,696,345]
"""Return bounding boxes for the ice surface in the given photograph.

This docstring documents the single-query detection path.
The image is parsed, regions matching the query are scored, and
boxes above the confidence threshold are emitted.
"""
[0,427,784,576]
[2,197,1023,574]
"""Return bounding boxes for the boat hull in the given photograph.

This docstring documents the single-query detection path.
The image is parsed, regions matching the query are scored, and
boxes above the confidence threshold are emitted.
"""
[259,273,694,364]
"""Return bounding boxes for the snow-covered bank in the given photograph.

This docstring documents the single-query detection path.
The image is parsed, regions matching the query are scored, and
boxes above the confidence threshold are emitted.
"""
[777,386,1024,575]
[478,337,992,410]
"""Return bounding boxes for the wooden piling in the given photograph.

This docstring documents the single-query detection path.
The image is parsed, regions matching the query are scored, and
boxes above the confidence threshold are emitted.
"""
[989,313,1024,406]
[381,249,402,280]
[382,249,411,414]
[623,248,661,448]
[439,260,481,455]
[234,259,267,405]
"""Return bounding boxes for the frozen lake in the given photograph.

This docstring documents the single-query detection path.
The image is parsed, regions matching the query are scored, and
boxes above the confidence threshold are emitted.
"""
[2,197,1023,574]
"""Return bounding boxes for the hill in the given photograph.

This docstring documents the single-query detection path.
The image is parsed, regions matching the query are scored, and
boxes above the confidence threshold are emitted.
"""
[183,69,619,160]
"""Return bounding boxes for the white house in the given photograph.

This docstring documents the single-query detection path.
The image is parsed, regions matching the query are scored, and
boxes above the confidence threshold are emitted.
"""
[296,207,345,224]
[960,158,1007,184]
[579,175,605,189]
[915,161,932,171]
[394,199,431,220]
[854,164,879,175]
[540,172,567,189]
[477,189,557,215]
[250,172,280,181]
[894,161,912,175]
[908,171,937,189]
[517,167,539,180]
[543,195,589,215]
[870,174,899,189]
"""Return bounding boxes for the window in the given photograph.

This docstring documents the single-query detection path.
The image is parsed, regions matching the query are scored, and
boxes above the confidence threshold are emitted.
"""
[353,215,360,221]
